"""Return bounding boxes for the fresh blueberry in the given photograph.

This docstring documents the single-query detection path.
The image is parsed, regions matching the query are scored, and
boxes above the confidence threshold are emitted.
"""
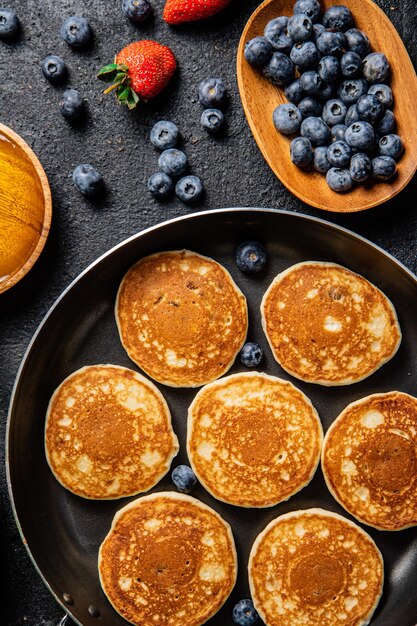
[368,83,393,108]
[317,30,346,57]
[171,465,197,493]
[273,103,302,135]
[362,53,390,84]
[345,28,370,58]
[318,55,340,83]
[147,172,173,200]
[316,81,336,101]
[72,164,103,197]
[314,146,331,172]
[322,99,347,126]
[175,175,203,203]
[158,149,188,177]
[263,52,294,85]
[284,79,304,104]
[201,108,224,134]
[290,136,313,167]
[312,23,325,40]
[41,55,67,83]
[240,342,263,367]
[349,153,372,181]
[300,116,330,146]
[326,167,353,191]
[150,120,179,150]
[327,140,352,167]
[235,241,267,273]
[298,96,322,117]
[121,0,152,23]
[356,94,384,124]
[60,16,91,47]
[379,134,403,160]
[287,14,313,43]
[322,5,354,31]
[0,8,19,39]
[345,121,375,150]
[300,70,322,96]
[345,104,360,125]
[338,78,368,105]
[244,36,273,66]
[232,599,259,626]
[294,0,321,23]
[59,89,84,120]
[290,41,318,68]
[331,123,347,143]
[264,16,292,53]
[340,51,362,77]
[375,109,395,135]
[371,155,396,180]
[198,77,227,108]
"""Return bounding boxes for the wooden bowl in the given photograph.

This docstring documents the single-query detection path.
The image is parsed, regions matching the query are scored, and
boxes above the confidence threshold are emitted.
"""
[237,0,417,212]
[0,123,52,294]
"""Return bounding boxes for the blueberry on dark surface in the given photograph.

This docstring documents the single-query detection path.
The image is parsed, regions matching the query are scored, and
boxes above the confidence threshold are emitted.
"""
[317,30,346,57]
[298,96,322,117]
[200,108,224,134]
[290,41,318,68]
[368,83,393,108]
[314,145,331,172]
[345,104,360,126]
[322,99,347,126]
[198,77,227,108]
[240,342,263,368]
[318,55,340,83]
[294,0,321,23]
[362,53,390,84]
[232,599,259,626]
[356,94,384,124]
[300,70,322,96]
[331,124,347,143]
[264,16,292,53]
[244,36,273,66]
[150,120,179,150]
[158,148,188,177]
[338,78,368,105]
[72,164,103,197]
[171,465,197,493]
[326,167,353,191]
[371,155,396,180]
[322,5,354,31]
[284,79,304,104]
[175,175,203,203]
[345,121,375,150]
[235,241,267,273]
[273,103,302,135]
[263,52,294,86]
[375,109,395,135]
[327,140,352,167]
[340,51,362,77]
[147,172,173,200]
[41,55,67,83]
[345,28,370,58]
[290,136,313,167]
[349,152,372,181]
[59,89,84,120]
[379,134,404,160]
[287,13,313,42]
[121,0,152,23]
[300,116,330,146]
[0,8,19,39]
[60,16,91,47]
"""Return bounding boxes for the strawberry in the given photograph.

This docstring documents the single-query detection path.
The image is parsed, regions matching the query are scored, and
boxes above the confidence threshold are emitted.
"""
[163,0,232,25]
[98,40,176,109]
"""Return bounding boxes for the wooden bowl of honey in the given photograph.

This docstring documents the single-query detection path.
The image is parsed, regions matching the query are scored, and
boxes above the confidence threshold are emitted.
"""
[0,123,52,294]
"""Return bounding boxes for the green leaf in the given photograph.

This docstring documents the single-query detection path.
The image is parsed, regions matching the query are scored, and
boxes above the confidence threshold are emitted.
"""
[126,90,140,110]
[116,85,131,102]
[97,63,128,81]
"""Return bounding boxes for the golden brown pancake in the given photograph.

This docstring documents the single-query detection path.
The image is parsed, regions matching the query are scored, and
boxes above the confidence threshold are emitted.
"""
[98,492,237,626]
[322,391,417,530]
[261,261,401,386]
[45,365,178,499]
[249,508,384,626]
[187,372,322,507]
[115,250,248,388]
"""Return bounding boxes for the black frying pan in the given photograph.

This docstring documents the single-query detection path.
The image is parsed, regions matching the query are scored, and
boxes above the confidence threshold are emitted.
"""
[6,208,417,626]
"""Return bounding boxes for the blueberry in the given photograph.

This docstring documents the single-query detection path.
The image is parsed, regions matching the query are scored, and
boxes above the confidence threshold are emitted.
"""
[345,104,360,125]
[60,16,91,47]
[326,167,353,191]
[158,149,188,177]
[150,120,179,150]
[300,70,322,96]
[200,108,224,134]
[371,155,396,180]
[356,94,384,124]
[340,51,362,77]
[240,342,263,368]
[232,599,259,626]
[264,16,292,53]
[345,121,375,150]
[322,99,347,126]
[294,0,321,23]
[0,8,19,39]
[318,55,340,83]
[263,52,294,86]
[121,0,152,22]
[290,136,313,167]
[312,23,325,41]
[300,116,330,146]
[298,96,322,117]
[147,172,173,200]
[327,140,352,167]
[235,241,267,273]
[59,89,84,120]
[317,30,346,57]
[375,109,395,135]
[316,81,336,101]
[273,103,302,135]
[198,77,227,108]
[171,465,197,493]
[244,36,273,66]
[331,123,347,143]
[287,13,313,42]
[290,41,318,68]
[345,28,370,58]
[72,164,103,197]
[175,175,203,203]
[284,79,304,104]
[338,78,368,105]
[379,134,404,160]
[314,146,331,172]
[41,55,67,83]
[322,5,354,31]
[368,84,393,108]
[349,153,372,181]
[362,53,390,84]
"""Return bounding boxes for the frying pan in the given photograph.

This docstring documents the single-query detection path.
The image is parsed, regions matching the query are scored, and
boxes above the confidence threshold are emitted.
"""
[6,208,417,626]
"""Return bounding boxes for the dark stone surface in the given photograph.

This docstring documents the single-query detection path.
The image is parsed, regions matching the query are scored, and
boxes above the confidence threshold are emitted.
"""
[0,0,416,624]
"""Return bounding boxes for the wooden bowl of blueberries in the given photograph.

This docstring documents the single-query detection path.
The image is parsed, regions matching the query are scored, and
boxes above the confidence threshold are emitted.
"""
[237,0,417,212]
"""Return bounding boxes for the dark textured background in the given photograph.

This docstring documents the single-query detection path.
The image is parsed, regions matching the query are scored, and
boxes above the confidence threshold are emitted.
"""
[0,0,416,624]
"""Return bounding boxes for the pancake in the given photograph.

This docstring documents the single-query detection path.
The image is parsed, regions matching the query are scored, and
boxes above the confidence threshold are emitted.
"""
[98,492,237,626]
[187,372,323,508]
[322,391,417,531]
[45,365,178,499]
[261,261,401,386]
[249,508,384,626]
[115,250,248,388]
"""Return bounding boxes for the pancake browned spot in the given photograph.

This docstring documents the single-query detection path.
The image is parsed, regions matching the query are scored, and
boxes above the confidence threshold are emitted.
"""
[261,261,401,386]
[45,365,178,499]
[249,508,383,626]
[115,250,248,388]
[98,492,237,626]
[322,391,417,530]
[187,372,322,507]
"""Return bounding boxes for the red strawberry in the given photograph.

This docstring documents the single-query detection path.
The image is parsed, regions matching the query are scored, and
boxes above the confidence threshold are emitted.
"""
[98,40,177,109]
[163,0,232,24]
